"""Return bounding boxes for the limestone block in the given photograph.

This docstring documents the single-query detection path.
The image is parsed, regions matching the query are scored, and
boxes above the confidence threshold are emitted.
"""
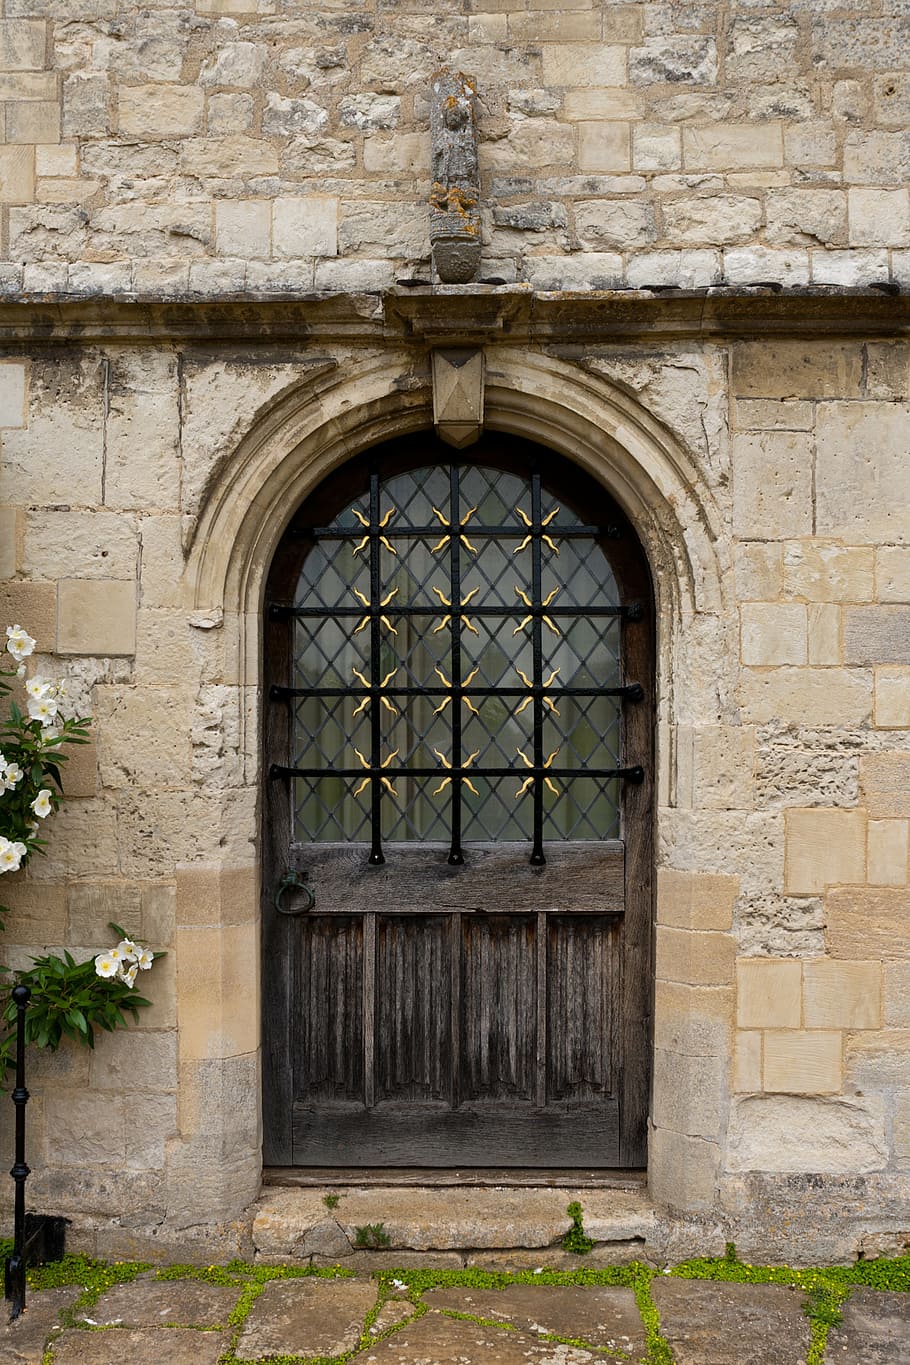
[24,509,138,580]
[0,880,66,945]
[763,1030,842,1095]
[629,36,718,86]
[656,927,734,987]
[0,359,26,428]
[89,1027,177,1093]
[734,544,783,602]
[812,249,889,286]
[0,19,46,69]
[657,869,738,931]
[0,579,55,652]
[785,808,866,896]
[215,200,270,259]
[199,42,266,89]
[845,1031,910,1090]
[576,122,630,173]
[57,579,136,656]
[861,753,910,818]
[741,603,807,667]
[736,959,802,1030]
[137,516,186,609]
[574,197,655,248]
[663,195,762,245]
[207,92,253,134]
[877,548,910,603]
[885,963,910,1026]
[0,71,55,100]
[563,89,645,121]
[807,604,841,666]
[263,93,328,141]
[848,188,910,247]
[625,249,721,288]
[653,981,734,1058]
[509,10,600,42]
[632,124,681,172]
[118,85,204,138]
[784,121,837,169]
[765,189,847,247]
[733,1031,762,1092]
[726,1094,887,1174]
[783,543,874,604]
[142,882,176,948]
[60,733,97,798]
[0,353,104,505]
[486,118,575,171]
[95,683,194,788]
[675,725,755,812]
[653,1048,724,1139]
[844,606,910,666]
[6,99,59,145]
[0,504,19,578]
[134,946,176,1030]
[818,403,910,546]
[524,253,623,289]
[44,1091,126,1166]
[540,43,626,87]
[67,880,142,944]
[363,131,429,175]
[105,351,181,512]
[36,145,76,180]
[176,921,258,1060]
[874,669,910,730]
[896,1093,910,1159]
[684,124,783,171]
[649,1128,719,1209]
[181,136,278,179]
[0,145,33,203]
[732,431,813,540]
[723,247,809,287]
[844,130,910,186]
[175,863,257,928]
[741,667,872,728]
[803,959,882,1032]
[314,258,397,291]
[731,341,864,400]
[827,887,910,961]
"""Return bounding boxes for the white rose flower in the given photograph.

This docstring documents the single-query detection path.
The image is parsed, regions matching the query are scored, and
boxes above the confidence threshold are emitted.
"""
[94,953,119,979]
[30,789,53,819]
[135,947,154,970]
[120,963,138,988]
[116,939,138,962]
[0,839,26,873]
[5,625,35,662]
[27,695,58,726]
[2,762,23,791]
[24,677,54,701]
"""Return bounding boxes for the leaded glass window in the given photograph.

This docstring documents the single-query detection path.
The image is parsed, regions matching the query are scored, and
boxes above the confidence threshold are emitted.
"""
[270,454,643,866]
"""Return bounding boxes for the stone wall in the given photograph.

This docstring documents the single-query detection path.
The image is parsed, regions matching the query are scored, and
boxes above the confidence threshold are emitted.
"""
[0,317,908,1260]
[0,1,908,292]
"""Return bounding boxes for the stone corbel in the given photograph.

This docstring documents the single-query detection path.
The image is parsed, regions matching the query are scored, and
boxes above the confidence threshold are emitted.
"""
[432,347,484,448]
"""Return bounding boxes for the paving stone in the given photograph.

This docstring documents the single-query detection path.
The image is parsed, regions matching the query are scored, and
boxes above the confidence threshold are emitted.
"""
[235,1277,377,1359]
[651,1279,811,1365]
[49,1327,231,1364]
[425,1284,648,1360]
[360,1310,597,1362]
[0,1287,80,1364]
[370,1296,418,1335]
[80,1277,241,1326]
[825,1287,910,1363]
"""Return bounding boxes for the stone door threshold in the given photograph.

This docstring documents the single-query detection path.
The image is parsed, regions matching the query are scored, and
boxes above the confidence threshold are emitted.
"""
[263,1166,647,1189]
[252,1181,663,1267]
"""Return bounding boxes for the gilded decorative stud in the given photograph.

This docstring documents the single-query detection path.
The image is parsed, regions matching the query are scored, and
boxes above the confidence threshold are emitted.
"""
[514,505,560,554]
[433,665,480,716]
[353,747,399,798]
[431,585,479,635]
[353,586,399,635]
[430,504,479,554]
[352,507,397,557]
[515,747,560,799]
[513,586,561,636]
[352,667,399,717]
[432,748,480,797]
[515,666,560,716]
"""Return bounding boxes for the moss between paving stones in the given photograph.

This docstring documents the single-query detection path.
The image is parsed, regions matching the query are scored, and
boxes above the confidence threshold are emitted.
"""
[12,1247,910,1365]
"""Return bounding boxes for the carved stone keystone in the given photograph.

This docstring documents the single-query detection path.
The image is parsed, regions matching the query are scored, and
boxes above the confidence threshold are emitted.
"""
[429,69,481,284]
[432,347,484,447]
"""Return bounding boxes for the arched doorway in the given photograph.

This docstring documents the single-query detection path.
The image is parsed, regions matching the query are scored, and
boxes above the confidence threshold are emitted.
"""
[262,430,654,1170]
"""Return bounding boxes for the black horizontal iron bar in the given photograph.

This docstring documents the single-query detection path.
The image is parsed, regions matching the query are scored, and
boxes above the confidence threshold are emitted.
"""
[272,764,643,781]
[293,523,622,540]
[270,683,643,701]
[269,603,640,619]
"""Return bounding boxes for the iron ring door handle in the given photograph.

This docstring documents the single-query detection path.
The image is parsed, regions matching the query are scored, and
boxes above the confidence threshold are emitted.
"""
[274,871,316,916]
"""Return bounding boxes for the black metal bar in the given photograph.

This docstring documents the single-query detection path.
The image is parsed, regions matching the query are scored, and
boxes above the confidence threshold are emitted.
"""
[272,683,645,701]
[368,469,384,865]
[448,463,464,866]
[5,984,30,1322]
[270,603,639,619]
[272,764,640,780]
[294,523,623,540]
[530,469,545,867]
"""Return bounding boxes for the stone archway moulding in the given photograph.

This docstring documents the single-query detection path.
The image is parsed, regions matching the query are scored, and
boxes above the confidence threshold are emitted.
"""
[186,346,730,632]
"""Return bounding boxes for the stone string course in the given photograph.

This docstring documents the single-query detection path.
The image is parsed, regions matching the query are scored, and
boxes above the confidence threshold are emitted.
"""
[0,3,907,291]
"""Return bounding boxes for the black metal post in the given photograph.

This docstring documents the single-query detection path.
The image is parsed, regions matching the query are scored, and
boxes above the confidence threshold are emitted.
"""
[5,983,30,1321]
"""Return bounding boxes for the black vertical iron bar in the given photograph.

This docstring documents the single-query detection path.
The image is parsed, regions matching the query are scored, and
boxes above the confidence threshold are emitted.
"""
[368,468,384,865]
[529,470,546,865]
[6,984,30,1321]
[448,464,464,864]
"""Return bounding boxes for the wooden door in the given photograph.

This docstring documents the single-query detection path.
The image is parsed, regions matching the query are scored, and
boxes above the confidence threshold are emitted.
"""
[263,434,653,1168]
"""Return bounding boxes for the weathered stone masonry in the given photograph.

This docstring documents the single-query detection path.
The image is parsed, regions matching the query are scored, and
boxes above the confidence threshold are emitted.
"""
[0,0,908,1264]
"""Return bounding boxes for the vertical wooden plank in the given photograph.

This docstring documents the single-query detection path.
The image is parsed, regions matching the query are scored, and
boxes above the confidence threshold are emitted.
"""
[363,912,376,1109]
[450,912,461,1110]
[536,910,547,1109]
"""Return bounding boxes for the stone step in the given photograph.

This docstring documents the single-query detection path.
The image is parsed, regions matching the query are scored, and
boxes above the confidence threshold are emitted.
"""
[252,1184,663,1266]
